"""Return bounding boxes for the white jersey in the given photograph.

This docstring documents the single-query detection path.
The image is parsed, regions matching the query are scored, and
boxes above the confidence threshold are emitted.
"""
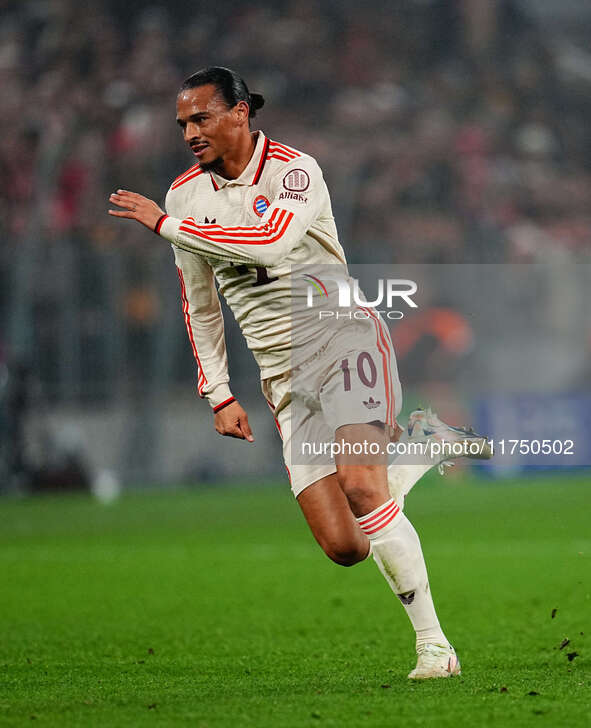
[159,131,349,409]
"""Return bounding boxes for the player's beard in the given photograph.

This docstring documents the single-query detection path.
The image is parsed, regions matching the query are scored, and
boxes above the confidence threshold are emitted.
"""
[198,156,224,173]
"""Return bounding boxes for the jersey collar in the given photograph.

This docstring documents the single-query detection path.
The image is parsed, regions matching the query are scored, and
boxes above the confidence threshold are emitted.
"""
[209,131,269,191]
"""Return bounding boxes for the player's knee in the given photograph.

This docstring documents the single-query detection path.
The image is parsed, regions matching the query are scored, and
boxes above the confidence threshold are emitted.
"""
[322,539,368,567]
[336,467,381,505]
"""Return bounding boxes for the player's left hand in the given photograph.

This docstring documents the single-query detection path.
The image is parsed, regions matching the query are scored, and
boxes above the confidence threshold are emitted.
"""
[108,190,164,231]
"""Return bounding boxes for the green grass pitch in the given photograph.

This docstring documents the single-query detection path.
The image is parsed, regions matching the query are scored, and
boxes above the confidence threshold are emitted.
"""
[0,473,589,727]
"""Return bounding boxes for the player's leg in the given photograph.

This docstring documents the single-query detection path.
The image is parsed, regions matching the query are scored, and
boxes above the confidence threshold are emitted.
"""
[313,339,458,674]
[282,328,459,676]
[264,372,370,567]
[334,422,460,679]
[296,473,369,566]
[388,408,492,509]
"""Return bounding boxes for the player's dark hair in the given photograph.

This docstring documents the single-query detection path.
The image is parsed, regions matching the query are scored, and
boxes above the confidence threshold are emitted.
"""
[180,66,265,119]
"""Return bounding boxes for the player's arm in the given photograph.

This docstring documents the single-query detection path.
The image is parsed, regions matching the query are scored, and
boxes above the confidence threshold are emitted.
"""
[173,245,254,442]
[108,157,322,267]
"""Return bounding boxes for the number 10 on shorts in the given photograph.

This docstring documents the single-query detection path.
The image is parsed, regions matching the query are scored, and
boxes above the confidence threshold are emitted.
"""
[340,352,377,391]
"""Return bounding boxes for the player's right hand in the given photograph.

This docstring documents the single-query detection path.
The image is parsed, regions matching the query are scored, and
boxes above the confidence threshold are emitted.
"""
[214,400,254,442]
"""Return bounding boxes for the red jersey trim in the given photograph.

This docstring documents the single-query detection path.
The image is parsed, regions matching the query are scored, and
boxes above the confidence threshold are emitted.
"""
[251,136,270,185]
[177,268,207,396]
[213,396,236,413]
[172,165,204,190]
[266,140,302,164]
[173,163,200,186]
[154,214,169,234]
[179,208,294,246]
[268,140,301,158]
[358,305,396,427]
[268,154,295,163]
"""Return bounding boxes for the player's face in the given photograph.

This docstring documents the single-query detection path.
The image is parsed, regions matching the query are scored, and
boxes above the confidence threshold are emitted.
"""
[176,84,246,170]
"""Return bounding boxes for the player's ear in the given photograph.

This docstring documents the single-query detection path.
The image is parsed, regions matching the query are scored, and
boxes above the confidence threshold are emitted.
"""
[234,100,250,124]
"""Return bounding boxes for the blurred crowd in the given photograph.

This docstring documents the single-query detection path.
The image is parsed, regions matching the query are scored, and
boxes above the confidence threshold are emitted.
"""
[2,0,591,263]
[2,0,591,487]
[1,0,591,397]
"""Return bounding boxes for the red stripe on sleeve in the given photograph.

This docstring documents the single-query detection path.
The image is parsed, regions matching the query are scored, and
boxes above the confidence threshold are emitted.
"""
[268,141,301,158]
[177,268,207,396]
[172,168,204,190]
[179,208,295,247]
[172,164,200,186]
[154,214,169,234]
[213,397,236,413]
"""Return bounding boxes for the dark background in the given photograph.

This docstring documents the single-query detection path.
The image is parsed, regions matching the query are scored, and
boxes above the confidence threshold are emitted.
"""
[1,0,590,490]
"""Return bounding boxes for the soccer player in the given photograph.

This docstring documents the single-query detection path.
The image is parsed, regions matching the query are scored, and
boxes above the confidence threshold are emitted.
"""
[109,66,489,679]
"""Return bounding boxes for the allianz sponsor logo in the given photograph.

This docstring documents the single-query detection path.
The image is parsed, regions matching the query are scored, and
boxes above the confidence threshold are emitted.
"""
[302,274,418,320]
[279,191,308,203]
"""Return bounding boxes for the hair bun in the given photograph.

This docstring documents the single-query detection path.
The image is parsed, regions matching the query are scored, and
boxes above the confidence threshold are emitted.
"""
[249,92,265,115]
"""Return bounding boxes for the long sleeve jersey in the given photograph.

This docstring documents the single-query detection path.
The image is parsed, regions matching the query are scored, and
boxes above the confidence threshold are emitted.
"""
[158,131,349,409]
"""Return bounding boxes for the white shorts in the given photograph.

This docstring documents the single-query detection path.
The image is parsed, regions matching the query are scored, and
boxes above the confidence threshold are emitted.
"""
[261,315,402,497]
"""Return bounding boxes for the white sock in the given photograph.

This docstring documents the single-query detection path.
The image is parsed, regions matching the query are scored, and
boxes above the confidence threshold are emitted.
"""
[357,498,449,650]
[387,428,439,507]
[387,463,432,508]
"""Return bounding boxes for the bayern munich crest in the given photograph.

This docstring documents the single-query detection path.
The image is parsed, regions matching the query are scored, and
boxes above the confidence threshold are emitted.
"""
[253,195,270,217]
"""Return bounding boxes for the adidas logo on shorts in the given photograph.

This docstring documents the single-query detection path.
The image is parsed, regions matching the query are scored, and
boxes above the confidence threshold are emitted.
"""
[363,396,381,409]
